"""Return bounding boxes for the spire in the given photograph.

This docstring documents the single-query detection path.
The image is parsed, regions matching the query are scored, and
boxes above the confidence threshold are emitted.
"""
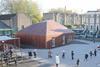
[64,6,66,12]
[64,5,67,25]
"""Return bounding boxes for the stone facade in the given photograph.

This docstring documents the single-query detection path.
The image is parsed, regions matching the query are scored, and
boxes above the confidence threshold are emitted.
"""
[0,13,32,32]
[43,12,81,25]
[85,11,100,32]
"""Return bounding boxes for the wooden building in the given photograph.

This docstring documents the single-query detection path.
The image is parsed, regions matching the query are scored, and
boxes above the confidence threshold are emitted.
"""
[16,20,74,48]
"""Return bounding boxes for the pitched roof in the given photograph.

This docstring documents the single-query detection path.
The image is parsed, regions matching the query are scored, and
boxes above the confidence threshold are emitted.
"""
[46,20,73,37]
[0,36,16,41]
[0,21,11,29]
[0,14,16,20]
[18,20,74,37]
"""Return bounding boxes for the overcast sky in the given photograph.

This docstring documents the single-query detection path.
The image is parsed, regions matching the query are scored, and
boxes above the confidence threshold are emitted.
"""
[33,0,100,13]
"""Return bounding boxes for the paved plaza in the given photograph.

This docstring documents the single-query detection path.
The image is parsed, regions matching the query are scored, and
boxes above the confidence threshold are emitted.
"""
[1,39,100,67]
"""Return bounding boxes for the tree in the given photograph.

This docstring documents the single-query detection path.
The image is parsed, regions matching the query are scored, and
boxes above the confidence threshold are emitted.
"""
[64,25,72,29]
[0,0,42,23]
[49,8,73,13]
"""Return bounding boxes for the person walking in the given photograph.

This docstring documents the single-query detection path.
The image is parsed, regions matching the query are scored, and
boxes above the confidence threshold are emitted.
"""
[94,49,97,56]
[48,49,52,58]
[89,51,93,58]
[33,49,37,58]
[84,54,88,61]
[55,54,60,67]
[62,50,65,58]
[71,50,74,60]
[9,49,13,58]
[28,51,32,59]
[76,59,80,67]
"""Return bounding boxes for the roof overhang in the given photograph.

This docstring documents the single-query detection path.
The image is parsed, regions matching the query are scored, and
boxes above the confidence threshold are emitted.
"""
[0,36,18,41]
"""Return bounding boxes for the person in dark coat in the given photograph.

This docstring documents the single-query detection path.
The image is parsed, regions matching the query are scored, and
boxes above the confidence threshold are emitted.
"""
[9,49,13,57]
[33,49,37,58]
[28,51,32,58]
[62,50,65,58]
[94,49,97,56]
[33,51,36,58]
[71,50,74,60]
[84,54,88,61]
[76,59,80,66]
[89,51,93,58]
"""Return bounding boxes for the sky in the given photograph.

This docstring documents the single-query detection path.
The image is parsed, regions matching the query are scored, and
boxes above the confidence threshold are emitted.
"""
[33,0,100,13]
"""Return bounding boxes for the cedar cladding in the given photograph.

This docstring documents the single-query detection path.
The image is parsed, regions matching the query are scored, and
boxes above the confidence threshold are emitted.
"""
[16,20,74,48]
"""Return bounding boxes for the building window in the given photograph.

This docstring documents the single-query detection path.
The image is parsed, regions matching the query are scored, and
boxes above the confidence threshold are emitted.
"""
[91,25,92,30]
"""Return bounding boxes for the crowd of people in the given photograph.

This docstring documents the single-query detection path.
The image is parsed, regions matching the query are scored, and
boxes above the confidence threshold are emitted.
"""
[1,46,98,67]
[27,48,98,67]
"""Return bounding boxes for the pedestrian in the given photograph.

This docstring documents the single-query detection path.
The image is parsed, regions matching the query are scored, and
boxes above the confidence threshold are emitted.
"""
[62,50,65,58]
[55,54,60,67]
[84,54,88,61]
[33,49,37,58]
[28,51,32,59]
[14,57,17,65]
[3,53,9,66]
[71,50,74,60]
[48,49,52,58]
[94,49,97,56]
[89,51,93,58]
[9,49,13,58]
[76,59,80,67]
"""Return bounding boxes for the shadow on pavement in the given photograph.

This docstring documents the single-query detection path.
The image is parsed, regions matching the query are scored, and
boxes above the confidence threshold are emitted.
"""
[38,63,52,67]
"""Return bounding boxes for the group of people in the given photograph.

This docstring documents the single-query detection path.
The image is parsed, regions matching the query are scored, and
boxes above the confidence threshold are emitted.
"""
[48,49,72,67]
[47,48,98,67]
[84,49,97,60]
[27,47,98,67]
[77,49,97,67]
[28,49,37,58]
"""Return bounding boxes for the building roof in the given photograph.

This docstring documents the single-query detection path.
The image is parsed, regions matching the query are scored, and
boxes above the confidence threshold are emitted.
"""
[0,21,11,30]
[0,14,16,20]
[0,36,16,41]
[18,20,74,37]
